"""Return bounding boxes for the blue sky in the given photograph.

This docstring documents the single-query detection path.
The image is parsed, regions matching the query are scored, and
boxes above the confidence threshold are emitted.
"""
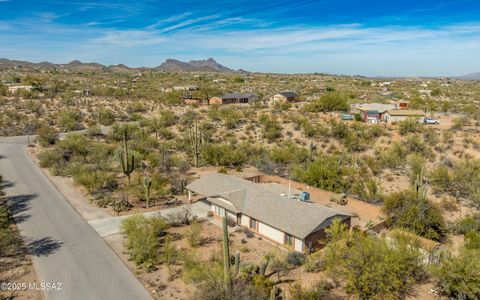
[1,0,480,76]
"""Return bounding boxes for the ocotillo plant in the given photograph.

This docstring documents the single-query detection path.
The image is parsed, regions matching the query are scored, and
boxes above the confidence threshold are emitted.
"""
[222,216,240,290]
[117,130,135,184]
[188,116,202,168]
[143,176,152,208]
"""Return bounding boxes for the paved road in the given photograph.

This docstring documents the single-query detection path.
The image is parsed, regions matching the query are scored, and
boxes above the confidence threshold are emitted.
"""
[0,135,152,300]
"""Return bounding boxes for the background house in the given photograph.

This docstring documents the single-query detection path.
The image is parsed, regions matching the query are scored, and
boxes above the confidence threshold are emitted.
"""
[351,103,397,123]
[8,85,33,93]
[209,93,258,105]
[270,92,298,104]
[187,173,351,253]
[383,109,425,123]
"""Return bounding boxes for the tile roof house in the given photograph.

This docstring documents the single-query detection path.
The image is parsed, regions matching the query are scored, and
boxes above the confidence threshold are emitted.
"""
[187,173,351,252]
[209,93,258,105]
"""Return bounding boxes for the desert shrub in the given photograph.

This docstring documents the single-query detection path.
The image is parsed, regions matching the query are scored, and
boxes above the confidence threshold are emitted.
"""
[38,149,63,169]
[465,231,480,250]
[186,218,203,248]
[121,215,168,271]
[293,154,353,193]
[95,108,116,125]
[36,125,58,146]
[434,248,480,300]
[259,115,282,142]
[184,254,268,300]
[269,140,309,165]
[451,158,480,202]
[287,251,305,266]
[452,214,480,234]
[399,118,421,135]
[57,108,82,131]
[324,232,424,300]
[166,206,193,226]
[378,142,407,169]
[303,252,325,273]
[303,92,349,112]
[290,281,333,300]
[403,134,431,157]
[350,176,383,203]
[162,234,180,279]
[452,116,468,130]
[383,189,446,241]
[429,165,452,193]
[201,142,262,167]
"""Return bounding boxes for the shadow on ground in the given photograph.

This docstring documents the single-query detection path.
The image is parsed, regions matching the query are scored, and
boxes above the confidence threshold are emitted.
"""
[5,193,38,224]
[27,237,63,257]
[0,179,15,189]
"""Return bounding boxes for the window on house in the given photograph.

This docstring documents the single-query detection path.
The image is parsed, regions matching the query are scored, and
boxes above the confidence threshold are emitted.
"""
[284,233,294,246]
[249,218,258,230]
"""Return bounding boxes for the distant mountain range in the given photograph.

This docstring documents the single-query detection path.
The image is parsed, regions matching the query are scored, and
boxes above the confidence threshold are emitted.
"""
[457,72,480,80]
[0,58,242,73]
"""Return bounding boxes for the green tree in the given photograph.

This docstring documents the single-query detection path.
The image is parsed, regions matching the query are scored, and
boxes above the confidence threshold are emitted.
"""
[293,154,353,193]
[383,189,446,241]
[121,215,168,271]
[303,92,349,112]
[325,233,423,300]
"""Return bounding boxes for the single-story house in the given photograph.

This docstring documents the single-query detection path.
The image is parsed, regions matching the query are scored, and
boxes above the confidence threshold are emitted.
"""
[209,93,258,105]
[173,85,198,91]
[383,109,425,123]
[8,85,33,93]
[351,103,397,122]
[187,173,352,253]
[270,92,298,104]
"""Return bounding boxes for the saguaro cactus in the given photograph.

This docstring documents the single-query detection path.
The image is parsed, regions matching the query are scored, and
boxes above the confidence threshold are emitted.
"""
[143,176,152,208]
[117,130,135,184]
[188,116,202,168]
[413,167,427,200]
[222,216,240,289]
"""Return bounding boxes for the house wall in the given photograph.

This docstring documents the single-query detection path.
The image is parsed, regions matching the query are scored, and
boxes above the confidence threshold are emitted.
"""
[209,97,223,105]
[294,238,304,252]
[184,99,201,105]
[271,95,287,103]
[385,115,421,123]
[241,215,250,227]
[258,222,284,244]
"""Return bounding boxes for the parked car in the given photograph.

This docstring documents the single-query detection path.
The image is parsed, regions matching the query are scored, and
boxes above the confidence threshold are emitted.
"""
[424,117,440,124]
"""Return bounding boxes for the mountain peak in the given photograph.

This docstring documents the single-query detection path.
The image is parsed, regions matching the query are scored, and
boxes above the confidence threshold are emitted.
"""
[157,57,234,72]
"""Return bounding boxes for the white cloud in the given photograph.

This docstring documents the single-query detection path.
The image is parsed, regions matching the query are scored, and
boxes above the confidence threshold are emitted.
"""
[2,11,480,76]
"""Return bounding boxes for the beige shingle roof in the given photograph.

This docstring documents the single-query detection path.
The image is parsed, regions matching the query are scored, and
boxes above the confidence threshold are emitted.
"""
[187,173,351,239]
[385,109,425,116]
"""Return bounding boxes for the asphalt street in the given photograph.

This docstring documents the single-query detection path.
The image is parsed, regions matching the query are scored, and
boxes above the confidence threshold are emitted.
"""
[0,135,152,300]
